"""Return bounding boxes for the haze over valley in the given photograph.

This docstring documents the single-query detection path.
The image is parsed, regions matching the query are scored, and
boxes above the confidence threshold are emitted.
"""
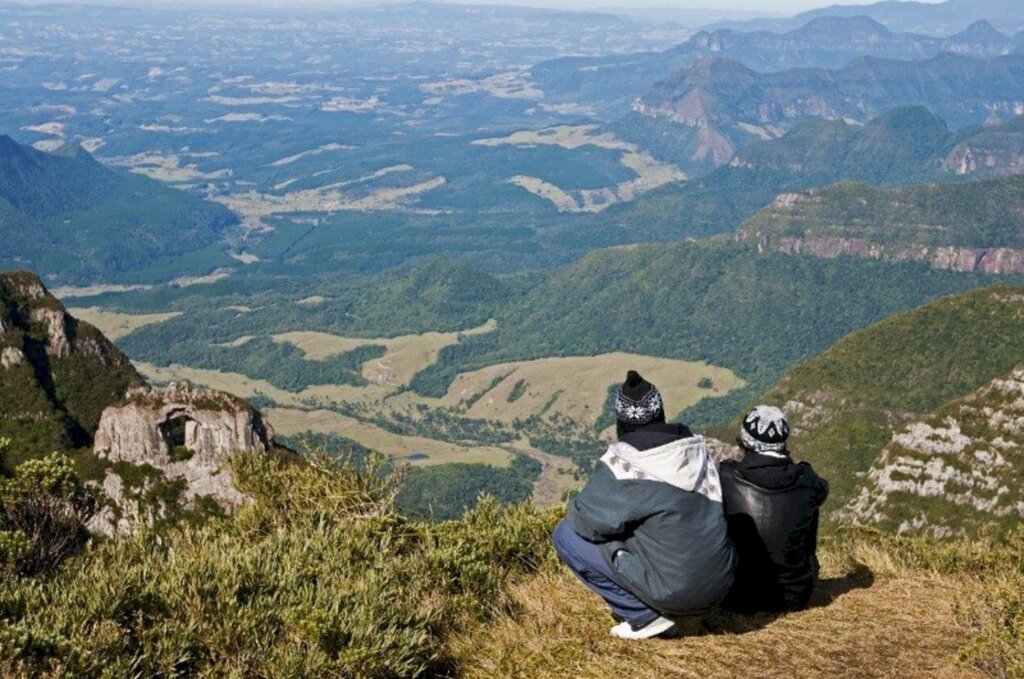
[2,1,1024,672]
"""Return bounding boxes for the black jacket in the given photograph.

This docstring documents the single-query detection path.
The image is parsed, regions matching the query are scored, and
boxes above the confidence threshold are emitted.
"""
[568,423,736,616]
[719,451,829,612]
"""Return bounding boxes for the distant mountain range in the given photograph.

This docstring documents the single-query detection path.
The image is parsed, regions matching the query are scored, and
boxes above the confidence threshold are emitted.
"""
[752,284,1024,533]
[0,136,238,284]
[707,0,1024,37]
[619,53,1024,176]
[580,108,1024,247]
[533,16,1018,119]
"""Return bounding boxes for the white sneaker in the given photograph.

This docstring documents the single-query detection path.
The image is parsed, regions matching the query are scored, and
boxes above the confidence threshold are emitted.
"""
[609,615,677,640]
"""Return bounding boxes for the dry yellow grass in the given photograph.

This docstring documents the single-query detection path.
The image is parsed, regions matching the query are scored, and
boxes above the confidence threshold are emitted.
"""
[455,546,984,679]
[442,352,744,430]
[472,125,636,151]
[134,362,373,407]
[273,319,497,388]
[67,307,181,340]
[265,407,514,468]
[271,332,370,359]
[477,126,684,213]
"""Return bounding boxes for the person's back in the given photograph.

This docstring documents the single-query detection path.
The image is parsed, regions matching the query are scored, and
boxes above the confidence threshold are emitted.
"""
[720,406,829,612]
[552,371,735,639]
[572,421,736,616]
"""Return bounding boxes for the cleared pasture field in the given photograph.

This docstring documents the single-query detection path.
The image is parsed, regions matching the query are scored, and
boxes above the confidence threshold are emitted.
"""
[442,352,744,427]
[273,319,496,388]
[68,307,181,340]
[266,407,514,468]
[133,362,377,407]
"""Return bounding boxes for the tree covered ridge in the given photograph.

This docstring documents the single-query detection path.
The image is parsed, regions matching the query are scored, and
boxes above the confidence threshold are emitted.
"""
[0,136,238,284]
[0,271,141,461]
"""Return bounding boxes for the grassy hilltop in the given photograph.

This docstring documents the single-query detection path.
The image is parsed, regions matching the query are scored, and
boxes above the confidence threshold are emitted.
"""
[0,443,1021,678]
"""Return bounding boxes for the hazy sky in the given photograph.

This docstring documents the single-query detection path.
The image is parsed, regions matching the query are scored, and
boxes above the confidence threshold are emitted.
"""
[467,0,941,12]
[41,0,947,14]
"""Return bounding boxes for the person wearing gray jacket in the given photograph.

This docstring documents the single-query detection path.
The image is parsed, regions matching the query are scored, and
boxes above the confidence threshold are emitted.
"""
[552,371,736,640]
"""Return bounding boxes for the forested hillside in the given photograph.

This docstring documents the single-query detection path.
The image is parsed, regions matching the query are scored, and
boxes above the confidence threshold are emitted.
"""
[0,136,237,283]
[739,174,1024,273]
[0,270,141,461]
[408,242,1008,425]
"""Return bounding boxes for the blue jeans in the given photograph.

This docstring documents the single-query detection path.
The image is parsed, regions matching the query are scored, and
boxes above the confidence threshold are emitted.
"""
[551,519,661,628]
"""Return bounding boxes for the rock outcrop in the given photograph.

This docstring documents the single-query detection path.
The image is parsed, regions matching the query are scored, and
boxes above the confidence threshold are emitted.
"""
[95,382,274,465]
[0,268,279,537]
[840,368,1024,538]
[738,177,1024,275]
[91,381,276,536]
[747,232,1024,275]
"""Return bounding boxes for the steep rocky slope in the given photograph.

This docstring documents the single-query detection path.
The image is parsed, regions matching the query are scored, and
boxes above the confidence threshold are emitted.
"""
[841,367,1024,538]
[0,270,142,461]
[91,382,276,536]
[738,174,1024,274]
[752,285,1024,519]
[0,269,277,534]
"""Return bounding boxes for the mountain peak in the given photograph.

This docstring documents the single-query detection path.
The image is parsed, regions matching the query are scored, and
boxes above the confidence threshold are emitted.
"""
[953,19,1009,43]
[681,54,755,82]
[792,15,892,39]
[865,105,949,134]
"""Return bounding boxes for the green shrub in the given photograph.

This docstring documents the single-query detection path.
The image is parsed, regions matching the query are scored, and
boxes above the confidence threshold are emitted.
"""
[0,440,98,578]
[0,445,558,677]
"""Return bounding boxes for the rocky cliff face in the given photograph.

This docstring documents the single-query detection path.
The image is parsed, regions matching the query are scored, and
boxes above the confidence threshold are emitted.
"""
[95,382,274,465]
[748,285,1024,523]
[90,384,276,537]
[943,139,1024,178]
[747,230,1024,275]
[738,177,1024,274]
[0,270,142,455]
[90,382,276,537]
[840,367,1024,538]
[0,268,278,536]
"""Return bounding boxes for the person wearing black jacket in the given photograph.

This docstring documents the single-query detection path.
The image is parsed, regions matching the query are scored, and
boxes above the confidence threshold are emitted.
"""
[719,405,829,613]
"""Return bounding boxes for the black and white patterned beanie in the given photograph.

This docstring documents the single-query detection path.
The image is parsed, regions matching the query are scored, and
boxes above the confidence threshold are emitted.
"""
[615,370,665,429]
[739,405,790,454]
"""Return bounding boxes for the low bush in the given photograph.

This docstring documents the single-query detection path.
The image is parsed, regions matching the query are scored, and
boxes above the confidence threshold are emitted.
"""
[0,445,558,677]
[0,440,98,580]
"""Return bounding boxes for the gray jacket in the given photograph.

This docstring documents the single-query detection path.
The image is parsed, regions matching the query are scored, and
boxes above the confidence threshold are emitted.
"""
[568,425,735,616]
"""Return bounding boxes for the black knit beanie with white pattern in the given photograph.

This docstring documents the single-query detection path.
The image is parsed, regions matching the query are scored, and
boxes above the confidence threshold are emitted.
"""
[739,405,790,454]
[615,370,665,437]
